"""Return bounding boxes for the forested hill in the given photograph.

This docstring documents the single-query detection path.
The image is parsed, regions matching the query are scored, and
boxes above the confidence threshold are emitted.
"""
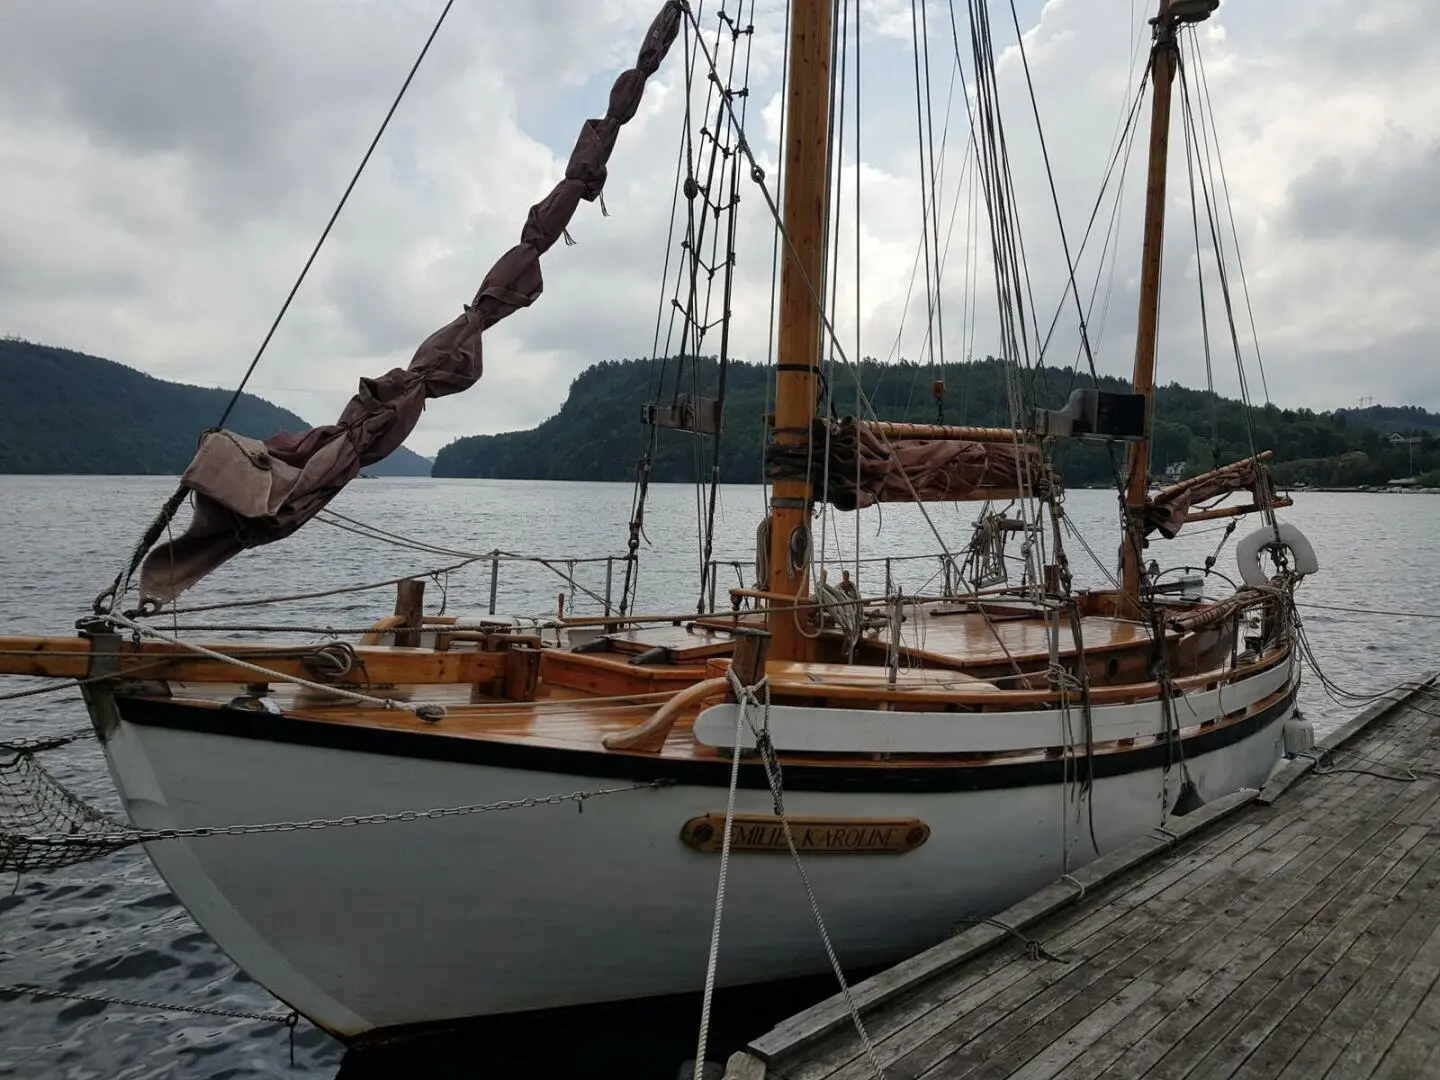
[1338,404,1440,434]
[0,338,432,476]
[433,356,1440,488]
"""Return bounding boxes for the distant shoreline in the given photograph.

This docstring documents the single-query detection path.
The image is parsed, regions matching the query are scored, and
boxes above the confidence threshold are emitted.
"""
[1291,485,1440,494]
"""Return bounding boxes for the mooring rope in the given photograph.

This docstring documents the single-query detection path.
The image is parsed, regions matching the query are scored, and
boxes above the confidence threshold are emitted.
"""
[729,666,888,1080]
[692,665,751,1077]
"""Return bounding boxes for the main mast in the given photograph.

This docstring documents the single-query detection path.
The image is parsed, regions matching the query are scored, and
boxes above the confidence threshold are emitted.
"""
[766,0,834,661]
[1118,0,1215,612]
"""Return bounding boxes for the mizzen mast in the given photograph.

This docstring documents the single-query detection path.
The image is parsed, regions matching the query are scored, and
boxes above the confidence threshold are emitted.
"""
[766,0,834,661]
[1118,0,1217,613]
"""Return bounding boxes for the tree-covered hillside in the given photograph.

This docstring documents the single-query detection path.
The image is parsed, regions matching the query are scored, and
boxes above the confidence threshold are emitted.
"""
[0,338,432,476]
[1338,404,1440,435]
[433,356,1440,488]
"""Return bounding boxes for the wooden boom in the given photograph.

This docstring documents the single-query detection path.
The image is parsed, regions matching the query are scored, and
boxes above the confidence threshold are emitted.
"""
[861,421,1030,443]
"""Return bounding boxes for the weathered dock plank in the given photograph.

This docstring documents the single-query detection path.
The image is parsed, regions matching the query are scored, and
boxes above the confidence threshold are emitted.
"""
[729,672,1440,1080]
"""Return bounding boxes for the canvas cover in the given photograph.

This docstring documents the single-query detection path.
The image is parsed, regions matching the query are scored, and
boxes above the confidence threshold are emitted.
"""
[139,3,682,603]
[773,420,1054,511]
[1142,456,1273,539]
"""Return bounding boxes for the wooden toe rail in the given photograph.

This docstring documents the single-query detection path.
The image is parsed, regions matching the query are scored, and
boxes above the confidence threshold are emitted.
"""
[0,635,507,687]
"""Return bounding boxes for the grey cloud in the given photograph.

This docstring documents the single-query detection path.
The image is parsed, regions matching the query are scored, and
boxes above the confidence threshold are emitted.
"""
[0,1,271,162]
[1284,135,1440,245]
[1285,3,1430,81]
[1291,324,1440,412]
[1,0,1437,459]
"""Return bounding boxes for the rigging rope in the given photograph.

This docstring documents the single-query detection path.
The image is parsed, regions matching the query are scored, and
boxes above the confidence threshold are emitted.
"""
[680,5,959,575]
[1178,65,1221,464]
[696,0,756,614]
[107,614,445,720]
[1003,0,1100,383]
[1189,30,1272,406]
[95,0,461,616]
[1175,44,1270,520]
[730,667,888,1080]
[691,662,750,1078]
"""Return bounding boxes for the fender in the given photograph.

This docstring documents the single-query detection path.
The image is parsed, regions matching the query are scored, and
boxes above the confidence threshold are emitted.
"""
[1236,522,1319,587]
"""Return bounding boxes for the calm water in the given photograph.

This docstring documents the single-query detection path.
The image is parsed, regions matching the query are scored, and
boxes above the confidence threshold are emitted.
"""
[1,476,1437,1078]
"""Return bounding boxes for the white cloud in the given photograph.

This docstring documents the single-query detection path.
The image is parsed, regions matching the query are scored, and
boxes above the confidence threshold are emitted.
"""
[0,0,1435,456]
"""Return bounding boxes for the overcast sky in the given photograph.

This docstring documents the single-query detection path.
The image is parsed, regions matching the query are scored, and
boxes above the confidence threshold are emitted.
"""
[1,0,1435,455]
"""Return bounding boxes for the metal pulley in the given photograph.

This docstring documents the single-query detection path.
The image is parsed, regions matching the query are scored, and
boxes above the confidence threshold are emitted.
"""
[787,523,811,574]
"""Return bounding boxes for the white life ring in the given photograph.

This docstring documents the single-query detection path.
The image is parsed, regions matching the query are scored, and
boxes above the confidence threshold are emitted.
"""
[1236,522,1319,587]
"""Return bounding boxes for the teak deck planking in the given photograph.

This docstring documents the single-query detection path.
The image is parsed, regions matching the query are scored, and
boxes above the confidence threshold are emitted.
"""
[728,672,1440,1080]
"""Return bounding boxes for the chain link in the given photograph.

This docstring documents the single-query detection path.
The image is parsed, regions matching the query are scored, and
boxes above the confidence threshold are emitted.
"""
[13,780,672,850]
[0,981,297,1025]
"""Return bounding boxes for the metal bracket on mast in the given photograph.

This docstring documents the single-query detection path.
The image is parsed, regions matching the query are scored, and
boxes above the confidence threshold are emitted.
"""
[1035,388,1148,443]
[1164,0,1219,26]
[641,394,722,436]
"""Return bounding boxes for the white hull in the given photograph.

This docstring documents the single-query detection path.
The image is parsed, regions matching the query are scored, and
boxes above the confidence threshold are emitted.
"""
[93,669,1295,1039]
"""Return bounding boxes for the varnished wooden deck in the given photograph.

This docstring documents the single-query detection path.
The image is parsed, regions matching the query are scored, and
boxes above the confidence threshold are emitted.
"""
[888,608,1156,669]
[729,672,1440,1080]
[166,681,697,753]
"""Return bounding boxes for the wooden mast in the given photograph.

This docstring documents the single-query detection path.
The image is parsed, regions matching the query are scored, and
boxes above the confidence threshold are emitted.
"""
[765,0,834,662]
[1119,0,1199,613]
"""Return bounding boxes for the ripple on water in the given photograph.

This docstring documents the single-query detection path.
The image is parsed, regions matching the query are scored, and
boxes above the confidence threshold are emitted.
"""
[2,478,1437,1078]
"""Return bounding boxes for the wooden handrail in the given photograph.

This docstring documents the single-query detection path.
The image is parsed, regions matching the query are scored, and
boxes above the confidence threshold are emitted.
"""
[601,677,729,753]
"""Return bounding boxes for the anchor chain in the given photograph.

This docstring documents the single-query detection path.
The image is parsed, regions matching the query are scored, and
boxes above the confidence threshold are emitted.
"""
[11,780,674,853]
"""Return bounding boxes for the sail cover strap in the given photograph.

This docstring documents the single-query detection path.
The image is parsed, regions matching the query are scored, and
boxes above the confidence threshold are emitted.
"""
[139,3,684,604]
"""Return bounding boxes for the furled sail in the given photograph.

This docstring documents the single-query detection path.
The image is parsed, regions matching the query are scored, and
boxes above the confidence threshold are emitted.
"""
[772,420,1054,511]
[138,3,682,604]
[1142,455,1275,539]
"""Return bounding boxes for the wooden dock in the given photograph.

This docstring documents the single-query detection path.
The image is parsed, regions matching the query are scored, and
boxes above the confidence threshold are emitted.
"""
[725,672,1440,1080]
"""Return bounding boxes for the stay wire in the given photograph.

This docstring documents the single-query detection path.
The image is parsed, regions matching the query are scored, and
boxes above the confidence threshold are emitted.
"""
[1036,62,1150,378]
[1072,80,1147,392]
[908,0,940,394]
[218,0,460,428]
[96,0,459,614]
[918,0,948,386]
[854,0,863,589]
[817,0,850,593]
[963,0,1047,566]
[698,0,757,613]
[1004,0,1099,382]
[1177,48,1265,484]
[680,5,960,569]
[1190,31,1272,405]
[624,2,714,616]
[1179,58,1220,459]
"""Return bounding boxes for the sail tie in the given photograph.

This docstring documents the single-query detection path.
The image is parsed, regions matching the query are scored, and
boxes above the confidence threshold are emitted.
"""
[127,1,686,606]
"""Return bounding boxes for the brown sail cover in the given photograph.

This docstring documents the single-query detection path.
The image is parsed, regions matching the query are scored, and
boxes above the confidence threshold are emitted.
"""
[774,420,1054,511]
[139,3,683,604]
[1143,456,1273,539]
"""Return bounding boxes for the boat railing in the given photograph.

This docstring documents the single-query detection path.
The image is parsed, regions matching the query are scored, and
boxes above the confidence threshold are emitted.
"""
[466,550,976,623]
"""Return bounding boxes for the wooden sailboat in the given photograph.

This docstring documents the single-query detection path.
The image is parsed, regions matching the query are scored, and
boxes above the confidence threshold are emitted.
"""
[0,0,1317,1042]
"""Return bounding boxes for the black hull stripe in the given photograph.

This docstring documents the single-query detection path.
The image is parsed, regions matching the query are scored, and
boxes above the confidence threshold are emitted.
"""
[112,685,1296,794]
